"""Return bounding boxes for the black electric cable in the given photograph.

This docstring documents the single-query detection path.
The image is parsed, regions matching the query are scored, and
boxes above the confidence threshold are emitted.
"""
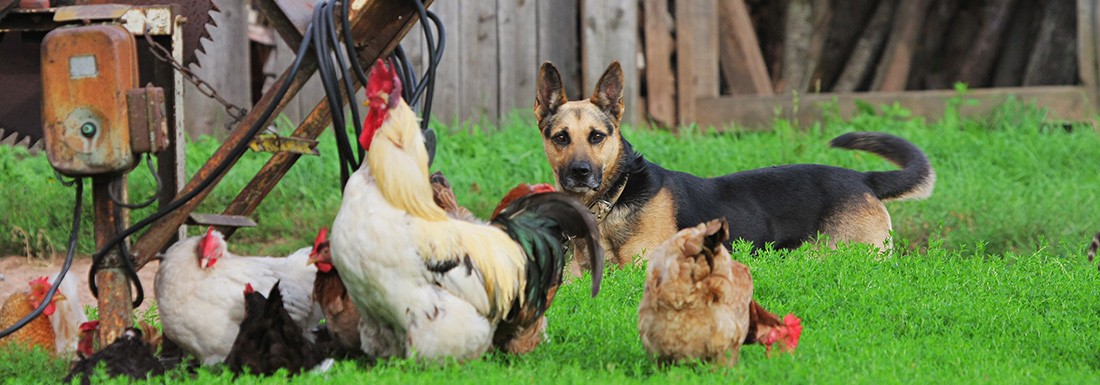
[0,179,83,339]
[108,154,162,209]
[89,23,318,298]
[313,1,357,186]
[339,0,367,162]
[324,1,365,170]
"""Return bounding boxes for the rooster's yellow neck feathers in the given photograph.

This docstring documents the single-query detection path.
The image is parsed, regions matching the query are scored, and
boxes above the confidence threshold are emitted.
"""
[366,100,449,221]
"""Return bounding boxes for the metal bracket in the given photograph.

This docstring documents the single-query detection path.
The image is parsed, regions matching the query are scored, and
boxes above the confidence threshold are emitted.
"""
[248,133,320,155]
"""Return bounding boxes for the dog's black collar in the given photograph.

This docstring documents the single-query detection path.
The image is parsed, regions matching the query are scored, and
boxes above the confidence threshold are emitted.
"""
[589,174,628,223]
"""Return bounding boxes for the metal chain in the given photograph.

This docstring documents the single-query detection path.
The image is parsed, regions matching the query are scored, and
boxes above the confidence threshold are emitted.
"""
[142,31,248,128]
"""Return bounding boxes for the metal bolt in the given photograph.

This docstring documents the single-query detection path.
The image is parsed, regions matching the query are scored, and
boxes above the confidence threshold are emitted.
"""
[80,122,97,138]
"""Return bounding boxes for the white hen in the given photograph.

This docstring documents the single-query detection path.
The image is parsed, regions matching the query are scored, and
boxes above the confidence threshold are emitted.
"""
[48,272,86,353]
[155,229,321,365]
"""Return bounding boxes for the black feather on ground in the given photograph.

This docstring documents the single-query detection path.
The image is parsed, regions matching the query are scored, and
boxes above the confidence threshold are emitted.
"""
[63,328,165,385]
[224,282,323,376]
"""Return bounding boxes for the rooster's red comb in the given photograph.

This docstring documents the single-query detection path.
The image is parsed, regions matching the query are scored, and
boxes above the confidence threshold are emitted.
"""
[361,59,404,150]
[244,283,255,295]
[530,183,555,194]
[366,59,401,106]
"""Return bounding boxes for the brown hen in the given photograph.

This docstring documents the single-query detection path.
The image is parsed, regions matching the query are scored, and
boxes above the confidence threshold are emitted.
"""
[638,219,752,366]
[0,277,65,352]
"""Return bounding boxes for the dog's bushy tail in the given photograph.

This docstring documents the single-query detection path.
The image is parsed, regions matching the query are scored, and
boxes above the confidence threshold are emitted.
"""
[829,132,935,202]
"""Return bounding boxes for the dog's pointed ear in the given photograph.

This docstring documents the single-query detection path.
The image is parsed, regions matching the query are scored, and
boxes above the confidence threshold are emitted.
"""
[591,61,624,124]
[535,62,567,125]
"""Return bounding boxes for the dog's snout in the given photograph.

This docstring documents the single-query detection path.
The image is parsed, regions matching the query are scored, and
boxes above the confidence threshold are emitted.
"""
[570,162,592,177]
[559,160,601,192]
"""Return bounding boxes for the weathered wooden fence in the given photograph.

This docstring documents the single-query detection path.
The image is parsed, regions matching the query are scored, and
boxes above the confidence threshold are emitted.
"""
[185,0,1097,137]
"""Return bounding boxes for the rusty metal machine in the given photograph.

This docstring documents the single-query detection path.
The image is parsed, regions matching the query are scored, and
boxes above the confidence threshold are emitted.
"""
[0,0,437,352]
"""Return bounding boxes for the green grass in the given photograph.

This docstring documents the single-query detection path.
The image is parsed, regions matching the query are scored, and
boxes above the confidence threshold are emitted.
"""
[5,244,1098,384]
[2,97,1100,383]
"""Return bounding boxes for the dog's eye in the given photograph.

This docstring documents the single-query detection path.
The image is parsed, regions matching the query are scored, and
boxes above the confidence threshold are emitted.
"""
[589,132,606,144]
[552,132,570,146]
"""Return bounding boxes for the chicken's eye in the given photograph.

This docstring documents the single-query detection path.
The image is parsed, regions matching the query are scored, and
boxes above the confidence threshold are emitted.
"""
[552,132,570,146]
[589,132,606,144]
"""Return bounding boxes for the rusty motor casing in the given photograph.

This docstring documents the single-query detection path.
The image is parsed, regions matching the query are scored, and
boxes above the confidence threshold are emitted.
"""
[41,24,138,176]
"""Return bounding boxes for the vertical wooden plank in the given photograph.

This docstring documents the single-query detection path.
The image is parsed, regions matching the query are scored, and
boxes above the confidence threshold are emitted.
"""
[675,0,718,127]
[1023,0,1078,86]
[498,0,539,122]
[871,0,933,91]
[538,0,582,100]
[427,0,461,125]
[458,1,500,126]
[643,0,677,126]
[1077,0,1099,102]
[779,0,812,93]
[185,0,251,138]
[582,0,641,125]
[718,0,774,95]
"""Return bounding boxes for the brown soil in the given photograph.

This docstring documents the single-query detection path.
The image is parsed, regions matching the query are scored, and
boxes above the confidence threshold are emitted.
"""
[0,255,159,315]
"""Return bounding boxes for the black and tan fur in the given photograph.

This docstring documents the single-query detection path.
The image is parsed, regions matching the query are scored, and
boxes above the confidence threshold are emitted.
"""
[535,61,936,268]
[1088,231,1099,271]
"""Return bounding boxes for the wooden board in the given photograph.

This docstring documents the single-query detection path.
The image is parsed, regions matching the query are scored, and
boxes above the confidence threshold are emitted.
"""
[717,0,773,95]
[538,0,582,100]
[643,0,676,126]
[184,0,251,138]
[674,0,718,127]
[581,0,640,125]
[458,1,499,126]
[694,86,1095,130]
[871,0,933,91]
[498,0,539,122]
[1077,0,1100,104]
[424,0,460,125]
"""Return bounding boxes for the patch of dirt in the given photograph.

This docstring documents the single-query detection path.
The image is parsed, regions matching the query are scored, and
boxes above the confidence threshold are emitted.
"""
[0,255,159,315]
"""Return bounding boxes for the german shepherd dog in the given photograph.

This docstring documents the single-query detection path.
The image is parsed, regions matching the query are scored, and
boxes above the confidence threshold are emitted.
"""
[534,61,936,268]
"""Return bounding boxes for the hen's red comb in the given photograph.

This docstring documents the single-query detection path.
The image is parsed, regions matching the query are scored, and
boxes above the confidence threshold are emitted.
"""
[244,283,255,295]
[763,313,803,356]
[313,227,328,251]
[29,276,50,288]
[200,227,219,258]
[80,321,100,332]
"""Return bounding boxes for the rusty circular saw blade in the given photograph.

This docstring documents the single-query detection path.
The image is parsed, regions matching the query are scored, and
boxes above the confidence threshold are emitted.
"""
[0,128,43,149]
[114,0,220,66]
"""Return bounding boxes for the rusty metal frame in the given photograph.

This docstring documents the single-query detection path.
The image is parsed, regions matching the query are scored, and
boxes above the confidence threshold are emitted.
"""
[131,0,434,266]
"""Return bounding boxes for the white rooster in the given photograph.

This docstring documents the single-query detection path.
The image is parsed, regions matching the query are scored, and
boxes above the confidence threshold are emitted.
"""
[330,60,604,362]
[155,228,321,365]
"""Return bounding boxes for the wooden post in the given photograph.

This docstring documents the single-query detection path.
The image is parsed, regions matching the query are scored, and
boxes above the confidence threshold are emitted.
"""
[717,0,773,95]
[675,0,718,127]
[643,0,676,126]
[92,176,133,348]
[871,0,933,91]
[1077,0,1100,127]
[582,0,641,125]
